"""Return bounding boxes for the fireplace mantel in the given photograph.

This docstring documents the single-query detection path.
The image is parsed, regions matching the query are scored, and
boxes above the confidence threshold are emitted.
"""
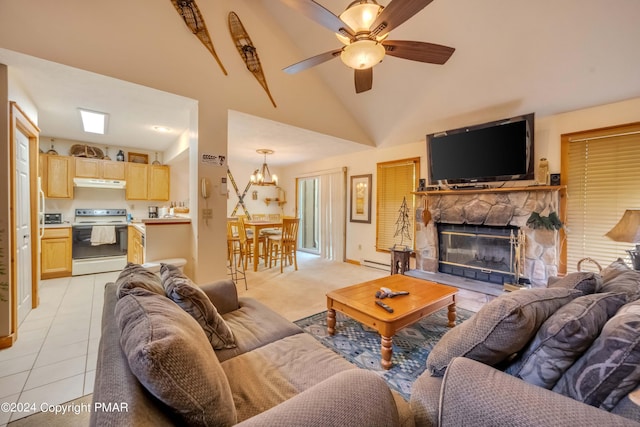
[414,185,564,196]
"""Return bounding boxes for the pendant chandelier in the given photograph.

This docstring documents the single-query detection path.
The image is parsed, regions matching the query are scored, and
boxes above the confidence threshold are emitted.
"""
[250,149,278,186]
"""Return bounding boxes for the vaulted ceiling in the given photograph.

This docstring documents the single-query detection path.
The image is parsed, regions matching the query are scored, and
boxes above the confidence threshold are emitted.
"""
[1,0,639,166]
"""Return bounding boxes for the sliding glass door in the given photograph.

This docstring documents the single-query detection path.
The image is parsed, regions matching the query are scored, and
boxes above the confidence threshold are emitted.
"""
[298,177,319,254]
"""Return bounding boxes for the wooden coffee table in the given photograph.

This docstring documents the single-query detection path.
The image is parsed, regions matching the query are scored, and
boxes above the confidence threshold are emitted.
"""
[326,275,458,370]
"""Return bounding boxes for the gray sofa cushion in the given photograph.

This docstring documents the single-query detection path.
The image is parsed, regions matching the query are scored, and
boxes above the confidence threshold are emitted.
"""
[506,292,627,388]
[602,258,633,283]
[115,262,164,298]
[216,298,303,362]
[160,263,236,349]
[115,287,237,426]
[547,271,601,295]
[553,299,640,410]
[599,270,640,302]
[427,288,580,377]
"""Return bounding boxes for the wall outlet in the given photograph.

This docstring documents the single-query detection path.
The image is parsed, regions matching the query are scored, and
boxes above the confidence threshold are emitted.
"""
[358,244,362,250]
[202,208,213,220]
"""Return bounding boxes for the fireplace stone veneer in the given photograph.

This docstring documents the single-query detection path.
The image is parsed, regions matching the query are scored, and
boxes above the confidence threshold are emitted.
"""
[415,188,562,288]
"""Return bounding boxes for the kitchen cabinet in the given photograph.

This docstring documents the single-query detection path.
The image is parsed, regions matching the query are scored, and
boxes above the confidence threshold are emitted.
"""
[127,225,145,264]
[75,157,125,180]
[41,154,73,199]
[41,227,72,279]
[125,163,170,201]
[125,163,149,200]
[148,165,170,201]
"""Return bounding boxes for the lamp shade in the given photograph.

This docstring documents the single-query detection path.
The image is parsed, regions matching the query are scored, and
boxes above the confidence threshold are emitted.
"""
[341,40,385,70]
[605,209,640,243]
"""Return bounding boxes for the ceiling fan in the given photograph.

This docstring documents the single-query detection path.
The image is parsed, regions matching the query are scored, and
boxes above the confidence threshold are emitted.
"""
[281,0,455,93]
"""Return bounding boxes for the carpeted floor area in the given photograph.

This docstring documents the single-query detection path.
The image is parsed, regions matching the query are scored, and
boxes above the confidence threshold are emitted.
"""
[295,307,474,400]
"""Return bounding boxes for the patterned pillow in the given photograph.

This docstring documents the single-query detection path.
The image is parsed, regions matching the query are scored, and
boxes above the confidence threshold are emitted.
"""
[547,272,601,295]
[116,287,237,425]
[553,299,640,410]
[599,270,640,303]
[506,292,627,388]
[160,263,236,349]
[115,262,164,298]
[426,288,580,377]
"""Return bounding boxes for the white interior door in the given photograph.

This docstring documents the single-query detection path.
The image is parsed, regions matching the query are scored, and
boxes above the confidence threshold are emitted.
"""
[16,129,32,324]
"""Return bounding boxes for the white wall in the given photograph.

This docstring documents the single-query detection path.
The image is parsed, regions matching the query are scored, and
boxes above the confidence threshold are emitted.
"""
[279,97,640,268]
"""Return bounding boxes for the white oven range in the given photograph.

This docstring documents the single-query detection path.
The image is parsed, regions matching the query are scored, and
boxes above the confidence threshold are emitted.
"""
[71,208,128,276]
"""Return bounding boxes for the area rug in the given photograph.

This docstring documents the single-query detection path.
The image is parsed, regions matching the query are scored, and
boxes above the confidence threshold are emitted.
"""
[294,307,474,400]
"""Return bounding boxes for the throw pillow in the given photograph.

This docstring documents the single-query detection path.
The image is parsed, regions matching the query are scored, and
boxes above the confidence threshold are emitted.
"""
[553,299,640,410]
[599,270,640,303]
[426,287,580,377]
[116,287,237,426]
[547,271,601,295]
[160,263,236,349]
[506,292,627,389]
[115,262,164,298]
[601,258,631,283]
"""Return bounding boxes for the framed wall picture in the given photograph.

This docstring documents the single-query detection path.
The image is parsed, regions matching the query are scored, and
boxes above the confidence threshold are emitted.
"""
[350,174,372,223]
[128,152,149,164]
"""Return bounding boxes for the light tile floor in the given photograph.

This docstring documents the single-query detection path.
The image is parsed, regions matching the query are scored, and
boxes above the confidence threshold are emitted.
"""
[0,271,118,425]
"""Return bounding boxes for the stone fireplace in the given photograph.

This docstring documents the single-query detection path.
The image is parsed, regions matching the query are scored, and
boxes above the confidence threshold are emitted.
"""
[414,188,562,289]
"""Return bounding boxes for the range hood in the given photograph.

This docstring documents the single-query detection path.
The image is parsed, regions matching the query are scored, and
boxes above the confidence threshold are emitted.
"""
[73,178,126,189]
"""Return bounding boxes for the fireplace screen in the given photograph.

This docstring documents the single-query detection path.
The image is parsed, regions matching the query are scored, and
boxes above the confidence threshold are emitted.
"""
[438,223,518,284]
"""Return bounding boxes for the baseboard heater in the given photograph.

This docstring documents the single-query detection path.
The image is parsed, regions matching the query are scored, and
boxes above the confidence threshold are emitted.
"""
[362,259,390,271]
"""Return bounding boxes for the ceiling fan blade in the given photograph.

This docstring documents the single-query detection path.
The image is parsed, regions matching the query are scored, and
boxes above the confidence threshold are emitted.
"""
[370,0,433,39]
[383,40,455,64]
[283,48,342,74]
[280,0,354,39]
[354,68,373,94]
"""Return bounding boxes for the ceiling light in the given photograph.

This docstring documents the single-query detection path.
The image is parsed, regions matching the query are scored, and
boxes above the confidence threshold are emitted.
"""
[250,149,278,186]
[341,40,385,70]
[336,1,384,45]
[79,108,108,134]
[153,126,171,133]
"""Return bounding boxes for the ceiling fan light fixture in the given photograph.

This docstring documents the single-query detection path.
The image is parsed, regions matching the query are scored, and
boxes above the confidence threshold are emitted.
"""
[339,1,382,33]
[341,40,385,70]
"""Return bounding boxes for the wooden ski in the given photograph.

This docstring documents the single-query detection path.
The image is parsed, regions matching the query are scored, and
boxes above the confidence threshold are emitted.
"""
[227,168,253,219]
[170,0,228,76]
[228,11,277,108]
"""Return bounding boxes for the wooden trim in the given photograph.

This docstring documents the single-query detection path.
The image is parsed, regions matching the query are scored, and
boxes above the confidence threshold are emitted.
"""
[414,185,565,196]
[0,332,16,350]
[8,102,41,346]
[345,258,361,266]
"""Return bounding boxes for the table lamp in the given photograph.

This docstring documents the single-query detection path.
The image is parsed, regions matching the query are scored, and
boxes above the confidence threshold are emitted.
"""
[605,209,640,270]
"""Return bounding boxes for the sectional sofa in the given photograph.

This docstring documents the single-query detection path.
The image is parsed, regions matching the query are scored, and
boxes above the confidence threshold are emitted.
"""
[90,263,414,426]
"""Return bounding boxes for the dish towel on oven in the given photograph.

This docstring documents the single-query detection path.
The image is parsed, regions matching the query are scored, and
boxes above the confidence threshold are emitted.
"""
[91,226,116,246]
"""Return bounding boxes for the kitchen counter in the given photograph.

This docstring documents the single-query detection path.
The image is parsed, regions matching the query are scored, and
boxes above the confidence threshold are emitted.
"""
[141,217,191,225]
[43,223,72,228]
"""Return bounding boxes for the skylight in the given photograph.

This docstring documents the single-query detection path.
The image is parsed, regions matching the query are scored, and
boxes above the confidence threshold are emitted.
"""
[79,108,109,134]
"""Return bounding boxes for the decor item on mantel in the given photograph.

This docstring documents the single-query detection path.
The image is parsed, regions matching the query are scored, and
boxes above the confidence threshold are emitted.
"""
[605,209,640,270]
[526,211,563,230]
[281,0,455,93]
[228,11,276,108]
[169,0,227,75]
[250,149,278,186]
[536,157,550,185]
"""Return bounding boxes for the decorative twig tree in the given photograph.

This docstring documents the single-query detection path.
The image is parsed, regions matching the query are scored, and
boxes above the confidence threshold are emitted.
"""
[393,197,412,249]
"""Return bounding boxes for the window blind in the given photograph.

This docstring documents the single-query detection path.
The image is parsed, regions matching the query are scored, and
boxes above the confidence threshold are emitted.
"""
[566,130,640,271]
[376,158,419,251]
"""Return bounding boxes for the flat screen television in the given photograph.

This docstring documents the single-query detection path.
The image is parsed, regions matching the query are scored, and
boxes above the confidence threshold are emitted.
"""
[427,113,535,185]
